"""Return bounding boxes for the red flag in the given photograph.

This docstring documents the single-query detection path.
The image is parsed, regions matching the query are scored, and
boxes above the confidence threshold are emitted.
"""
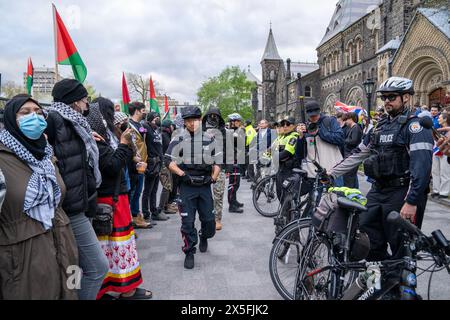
[53,4,87,82]
[164,95,169,113]
[122,72,130,114]
[26,57,33,95]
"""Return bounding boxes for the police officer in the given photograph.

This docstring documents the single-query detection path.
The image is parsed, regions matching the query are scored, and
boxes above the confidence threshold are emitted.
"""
[164,106,221,269]
[276,116,300,202]
[227,113,246,213]
[330,77,434,261]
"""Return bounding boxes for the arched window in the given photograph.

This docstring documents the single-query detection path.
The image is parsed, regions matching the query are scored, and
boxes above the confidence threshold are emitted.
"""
[323,58,327,76]
[305,86,312,97]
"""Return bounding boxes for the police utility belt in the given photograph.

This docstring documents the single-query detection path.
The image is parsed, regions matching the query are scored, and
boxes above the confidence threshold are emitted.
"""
[183,175,212,187]
[373,177,410,189]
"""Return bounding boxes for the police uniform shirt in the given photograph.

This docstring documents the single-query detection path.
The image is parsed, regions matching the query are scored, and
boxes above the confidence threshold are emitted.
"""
[164,129,220,176]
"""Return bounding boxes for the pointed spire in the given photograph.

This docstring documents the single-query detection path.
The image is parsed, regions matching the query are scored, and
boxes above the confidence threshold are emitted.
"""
[261,27,282,62]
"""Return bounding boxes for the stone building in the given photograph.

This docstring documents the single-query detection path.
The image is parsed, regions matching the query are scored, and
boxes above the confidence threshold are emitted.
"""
[390,7,450,107]
[260,0,450,119]
[260,28,320,122]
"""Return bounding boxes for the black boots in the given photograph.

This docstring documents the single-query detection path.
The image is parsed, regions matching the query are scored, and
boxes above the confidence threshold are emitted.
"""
[229,205,244,213]
[184,252,195,269]
[199,237,208,253]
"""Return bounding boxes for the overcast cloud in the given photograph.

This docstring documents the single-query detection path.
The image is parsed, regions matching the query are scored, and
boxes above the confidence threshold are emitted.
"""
[0,0,336,103]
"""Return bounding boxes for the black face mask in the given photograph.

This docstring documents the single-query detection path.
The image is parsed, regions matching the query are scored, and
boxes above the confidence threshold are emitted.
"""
[155,119,161,127]
[207,115,219,128]
[120,122,129,132]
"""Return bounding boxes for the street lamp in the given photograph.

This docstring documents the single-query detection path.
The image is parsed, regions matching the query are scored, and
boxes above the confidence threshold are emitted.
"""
[363,78,375,119]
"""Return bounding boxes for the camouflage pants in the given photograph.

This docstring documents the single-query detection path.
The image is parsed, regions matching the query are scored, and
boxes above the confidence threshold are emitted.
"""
[158,164,173,211]
[160,164,173,191]
[213,171,226,221]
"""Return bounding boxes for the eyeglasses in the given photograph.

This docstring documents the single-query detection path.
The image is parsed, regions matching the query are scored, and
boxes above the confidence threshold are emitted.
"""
[380,94,400,102]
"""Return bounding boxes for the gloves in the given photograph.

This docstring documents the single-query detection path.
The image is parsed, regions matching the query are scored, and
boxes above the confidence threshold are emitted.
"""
[181,174,193,184]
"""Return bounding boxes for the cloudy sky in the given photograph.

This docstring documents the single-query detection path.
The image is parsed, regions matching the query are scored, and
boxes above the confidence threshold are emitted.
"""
[0,0,337,103]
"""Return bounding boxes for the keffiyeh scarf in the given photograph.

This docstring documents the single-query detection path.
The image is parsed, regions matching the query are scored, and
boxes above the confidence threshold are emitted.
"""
[0,130,61,230]
[48,102,102,187]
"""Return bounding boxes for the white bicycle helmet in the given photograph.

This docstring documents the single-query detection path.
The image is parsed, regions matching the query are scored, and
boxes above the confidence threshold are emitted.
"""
[377,77,415,95]
[228,113,243,122]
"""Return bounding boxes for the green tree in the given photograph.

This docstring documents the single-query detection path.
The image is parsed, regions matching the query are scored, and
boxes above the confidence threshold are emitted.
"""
[1,81,25,99]
[197,66,256,122]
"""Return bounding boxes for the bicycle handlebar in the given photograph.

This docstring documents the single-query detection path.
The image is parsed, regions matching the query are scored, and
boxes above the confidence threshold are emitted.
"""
[387,211,422,236]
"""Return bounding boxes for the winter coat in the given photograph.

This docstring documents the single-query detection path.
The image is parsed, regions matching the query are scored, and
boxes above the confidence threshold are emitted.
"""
[96,141,133,197]
[46,111,98,217]
[0,144,79,300]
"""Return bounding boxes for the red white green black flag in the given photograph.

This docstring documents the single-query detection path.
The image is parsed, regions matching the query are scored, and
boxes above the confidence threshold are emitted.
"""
[53,4,87,83]
[26,57,33,95]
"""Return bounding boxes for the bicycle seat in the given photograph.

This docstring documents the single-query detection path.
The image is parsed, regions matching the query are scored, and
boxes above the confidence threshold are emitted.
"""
[337,197,368,212]
[292,168,308,176]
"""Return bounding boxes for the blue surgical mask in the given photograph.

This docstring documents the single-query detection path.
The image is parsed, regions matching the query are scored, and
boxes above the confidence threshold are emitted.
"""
[18,112,47,140]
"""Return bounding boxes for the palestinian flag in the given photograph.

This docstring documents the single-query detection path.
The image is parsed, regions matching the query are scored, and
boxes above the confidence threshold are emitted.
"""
[122,72,131,114]
[149,77,160,114]
[53,4,87,83]
[26,57,33,95]
[164,95,170,120]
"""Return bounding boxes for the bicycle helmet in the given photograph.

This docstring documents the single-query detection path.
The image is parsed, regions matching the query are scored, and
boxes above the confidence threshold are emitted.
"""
[228,113,243,122]
[377,77,415,95]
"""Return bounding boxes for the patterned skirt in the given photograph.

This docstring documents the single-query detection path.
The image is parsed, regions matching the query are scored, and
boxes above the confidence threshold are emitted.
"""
[96,194,143,299]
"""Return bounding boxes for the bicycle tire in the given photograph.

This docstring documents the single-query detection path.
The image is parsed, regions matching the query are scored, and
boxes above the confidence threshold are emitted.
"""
[269,218,313,300]
[293,234,334,300]
[253,175,280,217]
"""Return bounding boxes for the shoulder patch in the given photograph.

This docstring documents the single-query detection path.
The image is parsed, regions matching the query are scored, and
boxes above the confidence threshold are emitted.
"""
[289,138,297,146]
[409,121,423,134]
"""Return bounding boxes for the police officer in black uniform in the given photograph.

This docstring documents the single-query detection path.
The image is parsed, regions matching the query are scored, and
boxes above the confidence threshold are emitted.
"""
[330,77,434,261]
[164,106,221,269]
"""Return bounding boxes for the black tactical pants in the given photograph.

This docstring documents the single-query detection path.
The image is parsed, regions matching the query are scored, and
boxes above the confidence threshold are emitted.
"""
[178,182,216,255]
[227,165,241,206]
[361,185,427,261]
[142,172,160,218]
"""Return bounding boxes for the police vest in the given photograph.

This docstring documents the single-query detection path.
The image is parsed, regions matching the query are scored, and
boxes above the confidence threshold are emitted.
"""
[363,112,416,181]
[177,132,215,176]
[245,125,257,147]
[279,131,300,169]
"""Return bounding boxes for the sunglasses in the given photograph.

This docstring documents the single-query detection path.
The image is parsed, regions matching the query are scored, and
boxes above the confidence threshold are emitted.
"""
[380,94,400,102]
[280,122,292,127]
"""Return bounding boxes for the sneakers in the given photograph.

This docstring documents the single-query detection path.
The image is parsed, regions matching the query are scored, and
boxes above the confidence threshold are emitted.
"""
[133,214,152,229]
[152,211,169,221]
[229,206,244,214]
[199,237,208,253]
[216,220,222,231]
[184,253,195,269]
[165,203,179,214]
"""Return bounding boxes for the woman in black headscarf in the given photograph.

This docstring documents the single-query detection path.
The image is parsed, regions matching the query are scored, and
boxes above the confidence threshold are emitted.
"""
[87,98,153,300]
[0,94,78,299]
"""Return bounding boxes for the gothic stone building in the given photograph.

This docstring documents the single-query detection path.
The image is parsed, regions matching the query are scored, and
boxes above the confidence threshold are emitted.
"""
[260,0,450,120]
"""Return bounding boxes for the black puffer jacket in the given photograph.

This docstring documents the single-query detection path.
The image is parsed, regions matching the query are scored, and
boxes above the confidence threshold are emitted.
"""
[46,111,98,217]
[96,141,133,197]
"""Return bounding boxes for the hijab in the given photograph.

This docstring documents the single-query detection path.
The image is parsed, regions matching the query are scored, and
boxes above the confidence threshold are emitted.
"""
[3,94,47,160]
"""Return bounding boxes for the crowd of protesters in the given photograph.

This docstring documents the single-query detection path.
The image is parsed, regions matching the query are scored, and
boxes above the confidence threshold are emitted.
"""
[1,76,450,300]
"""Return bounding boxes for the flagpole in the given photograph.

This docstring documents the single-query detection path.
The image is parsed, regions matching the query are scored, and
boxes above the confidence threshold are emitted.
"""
[52,4,60,82]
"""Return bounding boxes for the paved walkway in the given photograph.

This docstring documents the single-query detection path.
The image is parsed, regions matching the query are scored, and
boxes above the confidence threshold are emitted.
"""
[136,177,450,300]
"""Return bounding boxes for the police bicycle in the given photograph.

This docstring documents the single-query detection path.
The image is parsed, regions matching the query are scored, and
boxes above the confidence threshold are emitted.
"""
[268,161,330,300]
[293,207,450,300]
[252,153,280,217]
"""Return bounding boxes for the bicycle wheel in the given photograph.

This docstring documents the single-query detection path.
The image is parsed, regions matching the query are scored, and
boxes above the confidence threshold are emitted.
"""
[269,218,313,300]
[253,175,280,217]
[293,233,334,300]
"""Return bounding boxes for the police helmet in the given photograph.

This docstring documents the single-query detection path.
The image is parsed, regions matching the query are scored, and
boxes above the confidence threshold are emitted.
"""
[181,106,202,120]
[228,113,243,122]
[377,77,415,95]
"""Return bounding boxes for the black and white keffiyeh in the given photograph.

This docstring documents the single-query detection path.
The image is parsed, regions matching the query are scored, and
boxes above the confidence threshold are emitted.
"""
[0,130,61,230]
[47,102,102,187]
